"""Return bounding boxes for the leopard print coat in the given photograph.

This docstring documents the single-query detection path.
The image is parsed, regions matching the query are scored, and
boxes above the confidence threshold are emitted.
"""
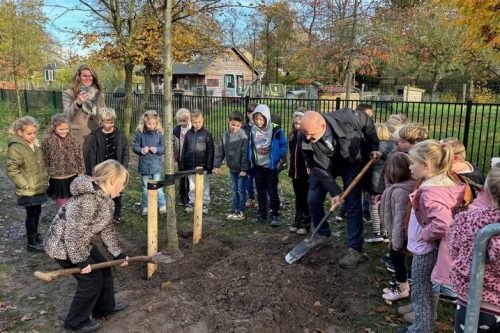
[44,175,122,266]
[42,131,85,177]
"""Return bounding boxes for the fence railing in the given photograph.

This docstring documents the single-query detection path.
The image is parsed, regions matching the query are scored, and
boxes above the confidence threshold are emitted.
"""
[1,89,498,173]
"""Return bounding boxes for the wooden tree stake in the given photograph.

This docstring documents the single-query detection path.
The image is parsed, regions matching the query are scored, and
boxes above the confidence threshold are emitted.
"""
[193,168,204,244]
[147,180,158,279]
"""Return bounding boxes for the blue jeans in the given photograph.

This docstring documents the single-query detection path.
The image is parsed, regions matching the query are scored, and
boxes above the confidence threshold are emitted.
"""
[308,163,364,251]
[141,174,166,209]
[230,171,247,212]
[246,168,255,200]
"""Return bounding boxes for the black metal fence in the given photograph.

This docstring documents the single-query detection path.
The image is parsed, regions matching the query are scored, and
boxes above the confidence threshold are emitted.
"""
[1,88,498,172]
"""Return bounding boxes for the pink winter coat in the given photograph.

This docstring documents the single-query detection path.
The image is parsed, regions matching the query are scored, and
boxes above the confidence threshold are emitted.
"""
[409,183,466,285]
[448,206,500,307]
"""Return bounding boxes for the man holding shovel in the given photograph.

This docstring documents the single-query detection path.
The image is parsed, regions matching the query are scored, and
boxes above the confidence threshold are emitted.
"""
[301,110,380,268]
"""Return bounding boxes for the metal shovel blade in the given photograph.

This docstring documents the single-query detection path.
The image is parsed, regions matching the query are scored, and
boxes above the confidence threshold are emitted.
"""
[285,237,317,264]
[150,252,176,264]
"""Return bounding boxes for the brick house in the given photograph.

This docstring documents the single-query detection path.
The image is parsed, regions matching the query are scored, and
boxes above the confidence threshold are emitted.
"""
[143,47,261,97]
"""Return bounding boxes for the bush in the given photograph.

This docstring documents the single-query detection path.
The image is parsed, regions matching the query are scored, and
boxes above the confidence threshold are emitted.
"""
[0,101,19,133]
[473,86,498,103]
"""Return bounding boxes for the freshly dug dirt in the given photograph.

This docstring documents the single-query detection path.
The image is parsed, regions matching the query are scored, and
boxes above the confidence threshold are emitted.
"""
[0,166,368,333]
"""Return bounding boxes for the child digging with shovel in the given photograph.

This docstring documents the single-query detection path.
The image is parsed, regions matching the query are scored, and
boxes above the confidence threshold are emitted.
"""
[44,160,129,332]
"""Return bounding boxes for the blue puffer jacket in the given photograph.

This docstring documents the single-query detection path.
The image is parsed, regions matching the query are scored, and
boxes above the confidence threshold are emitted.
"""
[248,124,287,170]
[132,130,165,175]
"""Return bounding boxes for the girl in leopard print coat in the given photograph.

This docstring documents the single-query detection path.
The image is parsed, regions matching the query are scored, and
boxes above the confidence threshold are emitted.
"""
[44,160,129,331]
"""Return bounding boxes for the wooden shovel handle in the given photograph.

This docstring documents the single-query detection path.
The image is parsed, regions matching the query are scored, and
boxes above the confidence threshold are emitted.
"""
[329,158,375,212]
[34,256,152,282]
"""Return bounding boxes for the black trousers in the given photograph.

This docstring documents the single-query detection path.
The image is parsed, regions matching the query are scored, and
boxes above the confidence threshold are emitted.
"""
[390,248,408,283]
[179,176,189,202]
[292,178,310,217]
[56,247,116,328]
[113,196,122,218]
[25,205,41,237]
[254,166,280,218]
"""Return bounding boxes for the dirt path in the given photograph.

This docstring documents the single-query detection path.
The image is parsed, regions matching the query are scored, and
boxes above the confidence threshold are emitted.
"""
[0,164,372,333]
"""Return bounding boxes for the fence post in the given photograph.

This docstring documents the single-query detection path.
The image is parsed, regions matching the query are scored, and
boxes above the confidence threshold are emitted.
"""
[335,97,341,110]
[462,100,473,149]
[52,90,57,111]
[244,95,250,111]
[23,90,29,114]
[0,88,4,100]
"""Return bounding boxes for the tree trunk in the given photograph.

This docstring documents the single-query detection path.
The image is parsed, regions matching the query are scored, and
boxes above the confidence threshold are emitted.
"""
[163,0,179,252]
[430,71,441,102]
[122,60,134,142]
[344,0,358,102]
[138,61,152,115]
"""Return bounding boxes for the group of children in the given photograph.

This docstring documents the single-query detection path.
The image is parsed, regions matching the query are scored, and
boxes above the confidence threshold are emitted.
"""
[5,102,499,333]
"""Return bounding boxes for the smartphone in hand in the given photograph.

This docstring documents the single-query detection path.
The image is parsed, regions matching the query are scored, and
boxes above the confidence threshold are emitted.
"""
[80,86,90,94]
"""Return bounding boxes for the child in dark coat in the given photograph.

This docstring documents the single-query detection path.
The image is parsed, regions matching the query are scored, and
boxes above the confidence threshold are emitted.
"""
[88,107,129,222]
[287,110,310,234]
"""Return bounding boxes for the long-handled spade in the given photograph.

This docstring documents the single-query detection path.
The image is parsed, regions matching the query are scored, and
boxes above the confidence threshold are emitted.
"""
[34,253,175,282]
[285,159,375,264]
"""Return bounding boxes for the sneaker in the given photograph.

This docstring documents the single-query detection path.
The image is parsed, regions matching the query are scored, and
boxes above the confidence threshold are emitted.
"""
[255,216,267,224]
[379,253,391,265]
[142,208,148,216]
[386,261,395,273]
[232,211,245,220]
[185,204,194,213]
[383,278,398,293]
[159,206,167,214]
[296,228,308,235]
[270,216,280,227]
[397,303,413,315]
[338,248,367,269]
[382,234,390,243]
[202,205,209,214]
[383,282,410,301]
[335,214,344,222]
[365,233,384,243]
[289,226,298,232]
[439,286,458,303]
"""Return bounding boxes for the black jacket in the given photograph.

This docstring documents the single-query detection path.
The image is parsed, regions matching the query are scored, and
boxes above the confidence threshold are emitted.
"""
[88,127,130,175]
[302,109,379,196]
[180,127,215,173]
[288,132,308,179]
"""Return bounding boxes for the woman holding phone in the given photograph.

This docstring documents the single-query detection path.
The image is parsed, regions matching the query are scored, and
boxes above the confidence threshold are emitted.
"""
[63,64,106,173]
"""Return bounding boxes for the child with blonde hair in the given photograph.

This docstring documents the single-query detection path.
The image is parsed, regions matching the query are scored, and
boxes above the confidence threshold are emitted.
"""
[173,108,191,206]
[365,123,396,243]
[6,116,48,252]
[386,114,408,137]
[44,160,129,332]
[42,114,85,210]
[448,165,500,333]
[440,137,485,185]
[132,110,166,215]
[396,140,466,333]
[395,123,429,153]
[180,109,214,214]
[88,107,130,222]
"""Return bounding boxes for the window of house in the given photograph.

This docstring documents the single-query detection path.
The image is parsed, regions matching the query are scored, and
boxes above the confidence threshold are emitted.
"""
[207,79,219,87]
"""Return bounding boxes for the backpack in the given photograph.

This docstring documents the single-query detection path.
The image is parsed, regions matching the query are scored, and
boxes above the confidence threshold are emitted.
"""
[325,108,364,164]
